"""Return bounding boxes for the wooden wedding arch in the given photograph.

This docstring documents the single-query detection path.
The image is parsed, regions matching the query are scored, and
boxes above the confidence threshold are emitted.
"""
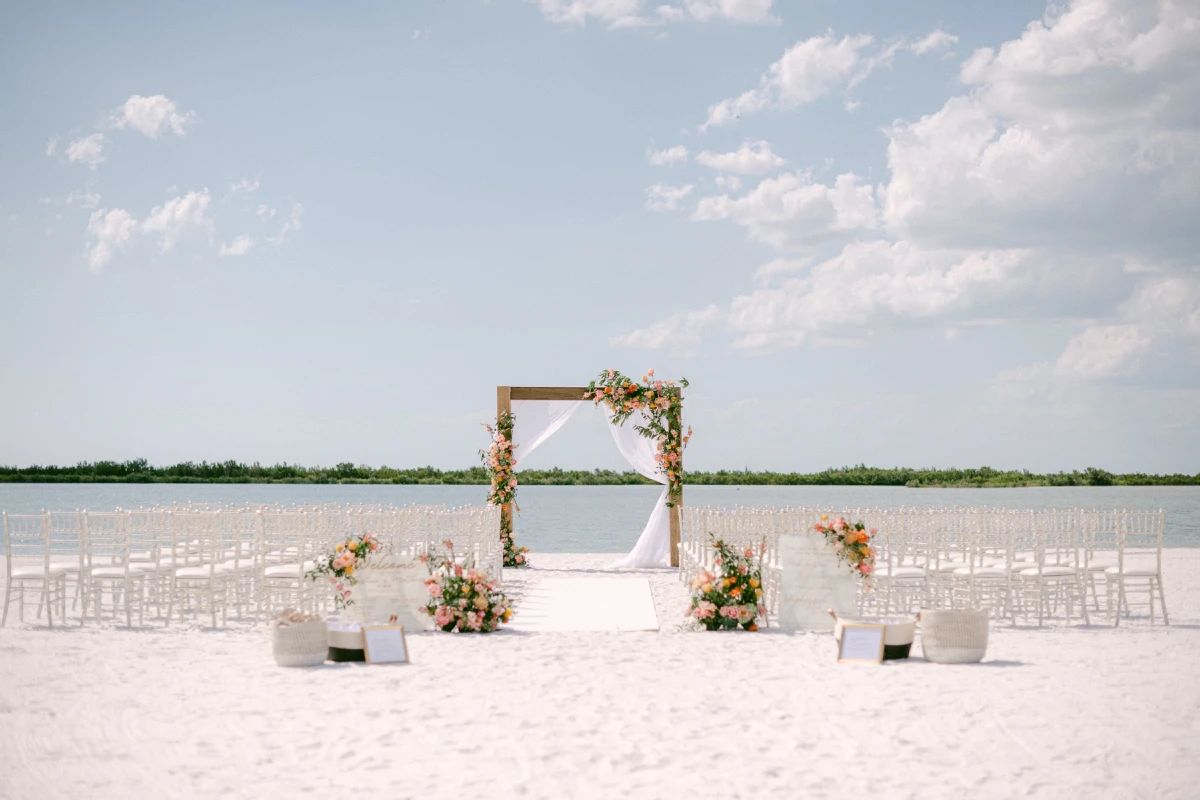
[497,385,683,567]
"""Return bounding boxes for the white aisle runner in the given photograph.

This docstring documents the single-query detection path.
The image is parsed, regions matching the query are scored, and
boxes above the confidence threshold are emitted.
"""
[507,578,660,632]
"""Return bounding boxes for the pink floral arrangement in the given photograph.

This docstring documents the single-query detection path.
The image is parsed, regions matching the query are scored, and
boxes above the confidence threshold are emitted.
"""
[688,538,766,631]
[305,533,380,610]
[586,368,691,507]
[419,540,513,633]
[813,515,875,581]
[481,411,529,567]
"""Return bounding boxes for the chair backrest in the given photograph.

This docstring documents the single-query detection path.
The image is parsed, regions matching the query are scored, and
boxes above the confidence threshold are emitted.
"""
[84,511,128,573]
[1116,509,1163,575]
[4,512,50,577]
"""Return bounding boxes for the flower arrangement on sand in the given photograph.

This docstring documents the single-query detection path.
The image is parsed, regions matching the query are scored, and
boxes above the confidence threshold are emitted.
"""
[306,533,380,610]
[585,368,692,507]
[688,538,767,631]
[420,540,513,633]
[481,411,528,567]
[814,515,875,581]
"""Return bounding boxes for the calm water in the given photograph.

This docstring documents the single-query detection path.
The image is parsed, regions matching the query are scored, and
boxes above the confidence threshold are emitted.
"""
[2,484,1197,551]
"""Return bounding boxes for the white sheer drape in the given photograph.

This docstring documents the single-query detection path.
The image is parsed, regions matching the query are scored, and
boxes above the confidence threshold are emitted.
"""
[604,406,672,569]
[510,400,582,467]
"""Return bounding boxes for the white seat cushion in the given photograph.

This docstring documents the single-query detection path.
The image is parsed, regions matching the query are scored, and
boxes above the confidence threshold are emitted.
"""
[1020,565,1076,577]
[91,566,134,579]
[128,561,162,574]
[175,565,218,579]
[1104,566,1159,577]
[129,550,154,562]
[881,566,926,579]
[953,566,1008,577]
[934,561,968,572]
[11,564,69,578]
[263,561,315,578]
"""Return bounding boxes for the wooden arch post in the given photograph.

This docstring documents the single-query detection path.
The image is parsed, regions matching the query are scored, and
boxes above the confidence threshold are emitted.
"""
[496,385,682,568]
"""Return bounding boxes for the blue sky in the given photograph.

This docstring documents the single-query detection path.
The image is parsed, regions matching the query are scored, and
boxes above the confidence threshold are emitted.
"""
[1,0,1197,474]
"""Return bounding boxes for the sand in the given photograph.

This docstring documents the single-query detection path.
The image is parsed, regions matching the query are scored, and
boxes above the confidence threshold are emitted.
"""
[3,552,1200,799]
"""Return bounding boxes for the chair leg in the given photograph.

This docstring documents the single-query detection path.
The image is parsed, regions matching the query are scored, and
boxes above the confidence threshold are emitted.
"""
[1,585,10,627]
[1157,577,1170,625]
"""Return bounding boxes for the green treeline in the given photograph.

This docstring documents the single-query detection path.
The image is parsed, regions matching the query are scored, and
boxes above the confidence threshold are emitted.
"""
[0,461,1197,487]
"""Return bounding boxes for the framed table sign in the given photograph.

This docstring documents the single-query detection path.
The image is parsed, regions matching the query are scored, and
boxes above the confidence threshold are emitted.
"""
[362,625,410,665]
[838,623,886,664]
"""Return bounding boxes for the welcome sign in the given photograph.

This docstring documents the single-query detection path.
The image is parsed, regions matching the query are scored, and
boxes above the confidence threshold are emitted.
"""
[342,555,430,631]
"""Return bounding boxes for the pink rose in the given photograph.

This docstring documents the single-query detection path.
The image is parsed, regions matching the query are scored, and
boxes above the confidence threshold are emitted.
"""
[426,582,443,597]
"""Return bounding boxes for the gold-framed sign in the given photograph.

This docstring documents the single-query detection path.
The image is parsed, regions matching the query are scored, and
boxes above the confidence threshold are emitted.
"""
[838,623,886,664]
[361,625,410,665]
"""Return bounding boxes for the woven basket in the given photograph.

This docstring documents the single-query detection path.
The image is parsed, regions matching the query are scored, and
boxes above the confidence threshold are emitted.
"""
[918,609,989,664]
[272,620,329,667]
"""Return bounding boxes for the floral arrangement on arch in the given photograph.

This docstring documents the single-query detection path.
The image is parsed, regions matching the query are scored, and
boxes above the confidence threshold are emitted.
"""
[814,515,875,581]
[688,538,767,631]
[585,368,692,507]
[420,540,513,632]
[305,533,380,610]
[481,411,528,567]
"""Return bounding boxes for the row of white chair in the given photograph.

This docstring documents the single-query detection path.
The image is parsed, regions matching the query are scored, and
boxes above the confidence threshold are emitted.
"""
[680,506,1168,626]
[2,503,502,628]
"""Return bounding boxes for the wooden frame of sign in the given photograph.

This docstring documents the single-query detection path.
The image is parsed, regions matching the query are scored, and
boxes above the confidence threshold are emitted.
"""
[361,625,410,665]
[498,385,684,568]
[837,623,886,664]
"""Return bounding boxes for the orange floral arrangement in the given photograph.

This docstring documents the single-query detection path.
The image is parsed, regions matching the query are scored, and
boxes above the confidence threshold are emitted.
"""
[814,515,875,580]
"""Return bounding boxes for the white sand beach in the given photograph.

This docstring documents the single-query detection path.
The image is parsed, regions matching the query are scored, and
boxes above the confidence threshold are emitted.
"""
[3,551,1200,800]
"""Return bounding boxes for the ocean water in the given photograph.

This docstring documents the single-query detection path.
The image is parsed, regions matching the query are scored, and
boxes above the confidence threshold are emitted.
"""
[2,484,1197,551]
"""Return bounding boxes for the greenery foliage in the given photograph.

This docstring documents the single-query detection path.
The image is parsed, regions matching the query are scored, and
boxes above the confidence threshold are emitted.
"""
[0,461,1196,487]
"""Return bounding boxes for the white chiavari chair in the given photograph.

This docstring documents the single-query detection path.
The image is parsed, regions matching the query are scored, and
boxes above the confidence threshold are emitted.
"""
[1019,510,1089,626]
[1106,510,1168,626]
[85,511,150,626]
[3,512,68,627]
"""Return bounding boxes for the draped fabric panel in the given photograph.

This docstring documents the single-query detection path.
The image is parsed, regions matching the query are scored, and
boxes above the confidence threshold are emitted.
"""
[510,400,582,468]
[604,407,672,569]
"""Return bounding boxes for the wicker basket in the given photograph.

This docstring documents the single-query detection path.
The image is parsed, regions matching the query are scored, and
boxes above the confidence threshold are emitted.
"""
[272,619,329,667]
[918,609,989,664]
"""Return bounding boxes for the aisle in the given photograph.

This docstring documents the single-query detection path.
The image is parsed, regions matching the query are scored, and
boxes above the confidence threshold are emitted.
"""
[505,577,660,632]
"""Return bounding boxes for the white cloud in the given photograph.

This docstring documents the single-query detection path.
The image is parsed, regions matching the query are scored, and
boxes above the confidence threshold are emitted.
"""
[645,183,693,211]
[752,256,809,286]
[647,144,688,166]
[110,94,194,139]
[140,190,212,251]
[611,304,723,355]
[692,171,878,248]
[696,139,785,175]
[637,0,1200,389]
[532,0,645,27]
[256,204,276,221]
[714,175,742,192]
[66,190,101,210]
[66,134,105,168]
[910,29,958,55]
[412,27,433,39]
[674,0,777,24]
[532,0,777,28]
[228,178,259,195]
[85,208,137,271]
[45,138,57,156]
[883,0,1200,254]
[1052,274,1200,379]
[265,202,304,245]
[701,32,874,128]
[219,235,254,257]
